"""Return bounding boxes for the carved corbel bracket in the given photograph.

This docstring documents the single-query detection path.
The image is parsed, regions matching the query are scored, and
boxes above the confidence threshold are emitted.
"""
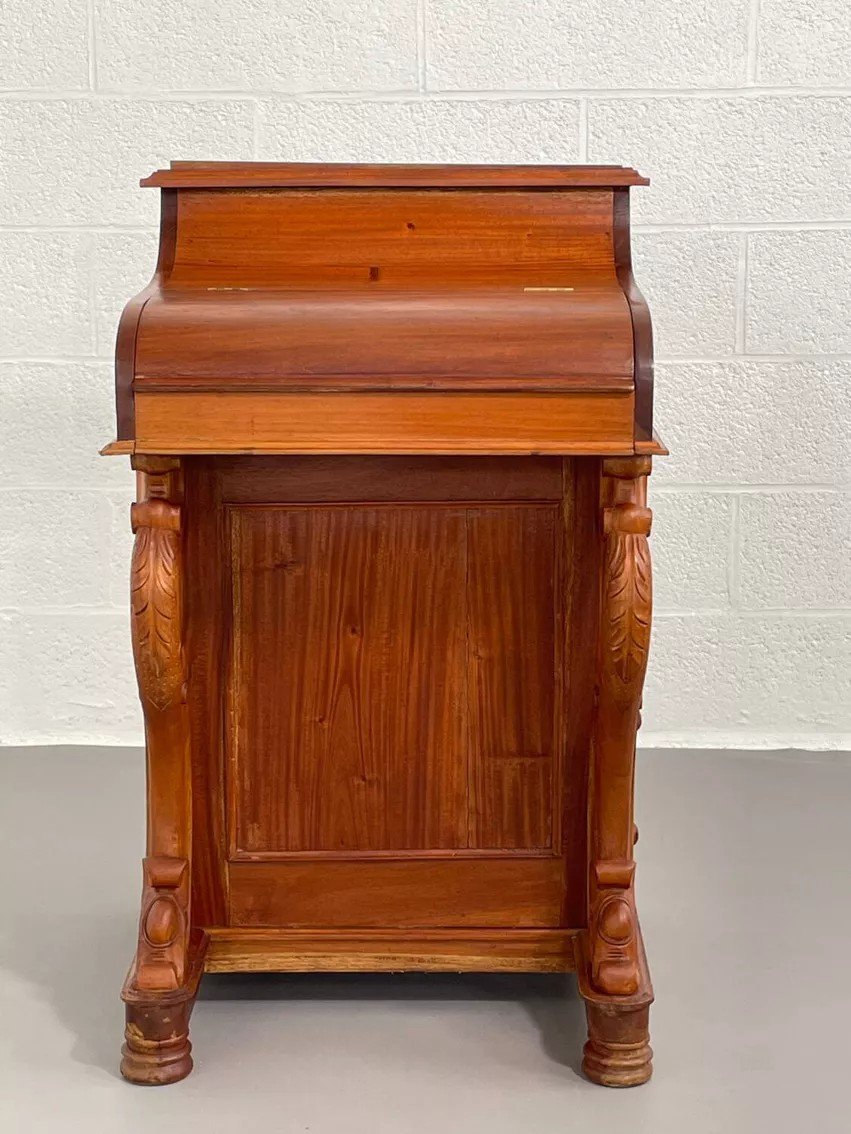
[590,860,639,996]
[131,856,190,992]
[601,500,652,705]
[130,459,186,714]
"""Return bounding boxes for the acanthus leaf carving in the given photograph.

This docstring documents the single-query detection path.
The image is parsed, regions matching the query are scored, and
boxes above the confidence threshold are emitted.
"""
[603,503,652,693]
[130,499,185,712]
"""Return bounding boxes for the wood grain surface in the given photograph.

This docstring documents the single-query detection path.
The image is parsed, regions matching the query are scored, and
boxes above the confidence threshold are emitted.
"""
[205,927,577,973]
[116,168,654,446]
[142,162,649,188]
[228,502,559,855]
[133,391,635,454]
[227,857,566,928]
[111,162,659,1086]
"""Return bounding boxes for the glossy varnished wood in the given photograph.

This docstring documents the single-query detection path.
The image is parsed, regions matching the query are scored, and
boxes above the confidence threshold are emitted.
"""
[143,161,649,189]
[228,503,472,854]
[110,162,660,1089]
[116,165,653,447]
[205,928,577,973]
[228,501,559,856]
[227,857,566,929]
[466,505,560,850]
[133,391,635,454]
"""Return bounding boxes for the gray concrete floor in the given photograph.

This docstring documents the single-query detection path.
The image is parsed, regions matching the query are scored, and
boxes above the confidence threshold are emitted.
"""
[1,746,850,1133]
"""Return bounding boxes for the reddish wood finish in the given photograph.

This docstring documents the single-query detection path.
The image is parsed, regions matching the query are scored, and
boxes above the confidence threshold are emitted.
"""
[228,857,566,929]
[142,161,649,189]
[116,166,654,446]
[205,928,577,974]
[121,456,206,1085]
[228,502,558,855]
[109,163,659,1089]
[133,390,636,455]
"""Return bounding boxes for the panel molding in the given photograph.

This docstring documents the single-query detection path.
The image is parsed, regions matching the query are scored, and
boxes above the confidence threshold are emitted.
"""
[226,500,561,859]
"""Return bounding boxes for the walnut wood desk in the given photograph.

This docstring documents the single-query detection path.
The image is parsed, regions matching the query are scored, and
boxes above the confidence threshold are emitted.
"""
[103,162,665,1088]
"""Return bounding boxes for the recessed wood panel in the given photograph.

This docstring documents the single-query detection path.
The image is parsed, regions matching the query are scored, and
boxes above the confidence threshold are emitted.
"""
[171,189,618,286]
[228,502,560,856]
[229,504,469,854]
[467,507,558,849]
[227,858,566,929]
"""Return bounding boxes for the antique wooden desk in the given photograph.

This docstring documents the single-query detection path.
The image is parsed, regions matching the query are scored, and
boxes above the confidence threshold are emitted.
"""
[104,162,664,1088]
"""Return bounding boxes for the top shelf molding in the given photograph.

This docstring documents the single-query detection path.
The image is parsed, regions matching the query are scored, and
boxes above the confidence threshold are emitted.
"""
[141,162,650,190]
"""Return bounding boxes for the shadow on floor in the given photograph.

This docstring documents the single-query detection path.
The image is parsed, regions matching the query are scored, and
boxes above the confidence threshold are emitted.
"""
[200,969,587,1074]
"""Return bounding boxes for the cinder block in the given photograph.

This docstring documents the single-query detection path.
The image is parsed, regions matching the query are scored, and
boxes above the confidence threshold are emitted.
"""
[643,614,851,740]
[633,231,738,358]
[95,0,418,92]
[0,611,142,745]
[0,489,113,607]
[738,491,851,609]
[427,0,749,89]
[0,99,255,226]
[653,361,851,486]
[0,362,133,489]
[259,98,581,163]
[589,96,851,223]
[651,492,733,611]
[0,232,93,357]
[746,230,851,354]
[0,0,89,90]
[758,0,851,86]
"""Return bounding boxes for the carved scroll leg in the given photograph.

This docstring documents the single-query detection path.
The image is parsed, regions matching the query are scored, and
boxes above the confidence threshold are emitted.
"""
[121,457,207,1085]
[579,456,654,1087]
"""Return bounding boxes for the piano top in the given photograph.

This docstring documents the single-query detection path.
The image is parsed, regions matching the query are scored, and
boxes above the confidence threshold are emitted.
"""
[112,162,656,452]
[141,161,650,190]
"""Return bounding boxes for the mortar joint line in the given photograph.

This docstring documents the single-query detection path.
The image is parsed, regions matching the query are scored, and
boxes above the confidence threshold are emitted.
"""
[746,0,762,85]
[728,495,742,609]
[86,0,98,91]
[416,0,428,94]
[578,99,589,161]
[734,231,749,354]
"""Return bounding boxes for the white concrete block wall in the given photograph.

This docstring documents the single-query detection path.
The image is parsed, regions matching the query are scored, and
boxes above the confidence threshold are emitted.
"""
[0,1,848,748]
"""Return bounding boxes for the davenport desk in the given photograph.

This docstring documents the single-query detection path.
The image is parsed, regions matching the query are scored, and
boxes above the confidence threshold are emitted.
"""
[103,162,666,1088]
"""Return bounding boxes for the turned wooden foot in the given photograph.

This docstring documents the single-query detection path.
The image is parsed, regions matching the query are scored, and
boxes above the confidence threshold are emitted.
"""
[121,996,194,1085]
[577,924,654,1088]
[120,927,207,1086]
[582,1000,652,1088]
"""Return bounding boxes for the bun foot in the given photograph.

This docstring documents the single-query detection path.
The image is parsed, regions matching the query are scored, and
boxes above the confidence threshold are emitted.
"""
[120,927,207,1086]
[582,1000,652,1087]
[121,1012,193,1085]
